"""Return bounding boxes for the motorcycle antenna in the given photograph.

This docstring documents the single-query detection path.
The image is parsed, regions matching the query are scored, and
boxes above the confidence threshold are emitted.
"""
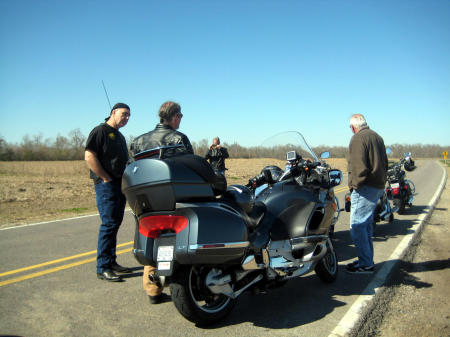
[101,80,112,110]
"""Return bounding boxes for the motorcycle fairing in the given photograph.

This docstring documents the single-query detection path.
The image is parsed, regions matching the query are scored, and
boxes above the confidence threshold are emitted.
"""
[256,181,333,241]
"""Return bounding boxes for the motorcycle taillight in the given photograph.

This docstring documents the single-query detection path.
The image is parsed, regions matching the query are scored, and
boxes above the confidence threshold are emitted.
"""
[139,215,188,239]
[392,187,400,195]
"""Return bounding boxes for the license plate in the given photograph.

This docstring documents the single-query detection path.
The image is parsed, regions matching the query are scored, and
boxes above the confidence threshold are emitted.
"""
[157,246,174,261]
[391,183,400,188]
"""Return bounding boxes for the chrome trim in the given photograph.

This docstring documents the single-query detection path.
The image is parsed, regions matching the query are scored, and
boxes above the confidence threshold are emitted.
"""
[189,241,249,251]
[290,235,328,245]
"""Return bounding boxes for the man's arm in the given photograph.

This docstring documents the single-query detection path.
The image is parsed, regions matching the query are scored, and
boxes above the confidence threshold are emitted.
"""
[221,147,229,159]
[348,139,369,189]
[84,150,112,182]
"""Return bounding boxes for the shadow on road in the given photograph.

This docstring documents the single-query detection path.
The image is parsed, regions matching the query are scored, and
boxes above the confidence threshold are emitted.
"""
[120,266,144,280]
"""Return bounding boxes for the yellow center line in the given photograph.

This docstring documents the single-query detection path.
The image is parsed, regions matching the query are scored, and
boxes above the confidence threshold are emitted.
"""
[334,186,350,194]
[0,247,134,287]
[0,241,133,278]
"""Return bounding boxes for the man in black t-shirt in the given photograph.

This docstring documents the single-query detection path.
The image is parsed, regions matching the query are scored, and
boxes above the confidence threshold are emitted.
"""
[85,102,132,282]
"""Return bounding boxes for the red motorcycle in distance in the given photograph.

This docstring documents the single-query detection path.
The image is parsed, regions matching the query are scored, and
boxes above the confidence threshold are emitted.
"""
[385,153,416,214]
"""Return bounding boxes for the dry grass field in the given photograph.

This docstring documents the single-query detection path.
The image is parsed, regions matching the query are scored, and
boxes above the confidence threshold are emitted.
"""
[0,158,348,227]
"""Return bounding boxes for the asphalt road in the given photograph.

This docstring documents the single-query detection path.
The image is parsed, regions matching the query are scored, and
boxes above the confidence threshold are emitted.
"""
[0,160,445,337]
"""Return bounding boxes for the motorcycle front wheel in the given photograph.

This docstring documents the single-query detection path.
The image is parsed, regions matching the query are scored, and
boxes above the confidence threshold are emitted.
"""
[170,265,235,326]
[315,241,338,283]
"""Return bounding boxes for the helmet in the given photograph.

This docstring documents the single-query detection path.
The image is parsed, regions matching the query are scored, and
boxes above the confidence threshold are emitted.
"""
[261,165,284,182]
[224,185,254,213]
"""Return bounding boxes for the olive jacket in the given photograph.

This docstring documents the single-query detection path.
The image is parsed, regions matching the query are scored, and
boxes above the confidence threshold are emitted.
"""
[348,126,388,190]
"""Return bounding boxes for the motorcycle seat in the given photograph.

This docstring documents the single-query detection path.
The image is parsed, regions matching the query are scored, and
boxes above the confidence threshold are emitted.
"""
[220,197,266,229]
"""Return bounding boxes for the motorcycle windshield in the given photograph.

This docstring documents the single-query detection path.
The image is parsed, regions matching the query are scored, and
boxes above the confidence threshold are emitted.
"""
[257,131,319,162]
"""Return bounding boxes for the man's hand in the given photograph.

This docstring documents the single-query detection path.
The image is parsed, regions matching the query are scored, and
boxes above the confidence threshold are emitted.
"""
[85,150,112,182]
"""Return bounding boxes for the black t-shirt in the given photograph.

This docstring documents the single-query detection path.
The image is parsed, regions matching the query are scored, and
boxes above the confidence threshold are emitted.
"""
[85,123,129,184]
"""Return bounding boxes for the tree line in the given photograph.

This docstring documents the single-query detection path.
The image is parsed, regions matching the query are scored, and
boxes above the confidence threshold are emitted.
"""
[0,132,448,161]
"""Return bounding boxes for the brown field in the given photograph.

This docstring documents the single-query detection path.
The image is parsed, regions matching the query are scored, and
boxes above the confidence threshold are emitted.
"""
[0,158,348,227]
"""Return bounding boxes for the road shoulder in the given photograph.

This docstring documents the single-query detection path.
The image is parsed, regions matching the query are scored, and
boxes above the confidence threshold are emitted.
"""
[329,162,448,337]
[350,165,450,337]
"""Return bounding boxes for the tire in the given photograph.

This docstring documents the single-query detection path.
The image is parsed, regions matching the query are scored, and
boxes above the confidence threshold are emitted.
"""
[407,180,416,195]
[389,213,394,223]
[315,241,338,283]
[394,198,406,215]
[328,224,335,239]
[372,220,377,234]
[170,265,235,326]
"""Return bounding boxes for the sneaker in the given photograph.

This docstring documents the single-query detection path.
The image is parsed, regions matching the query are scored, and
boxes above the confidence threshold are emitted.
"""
[346,264,374,274]
[346,260,359,268]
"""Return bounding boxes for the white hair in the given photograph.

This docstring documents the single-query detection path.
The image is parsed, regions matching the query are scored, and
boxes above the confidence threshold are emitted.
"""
[350,114,368,129]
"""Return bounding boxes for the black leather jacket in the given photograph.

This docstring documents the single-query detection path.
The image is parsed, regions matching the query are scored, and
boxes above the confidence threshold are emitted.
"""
[130,123,194,157]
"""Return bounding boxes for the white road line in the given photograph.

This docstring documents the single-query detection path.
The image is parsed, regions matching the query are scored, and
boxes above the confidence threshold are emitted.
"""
[329,162,447,337]
[0,209,135,231]
[0,213,99,231]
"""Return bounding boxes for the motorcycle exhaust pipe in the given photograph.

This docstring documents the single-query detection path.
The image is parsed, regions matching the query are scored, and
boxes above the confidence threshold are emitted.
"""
[149,274,166,288]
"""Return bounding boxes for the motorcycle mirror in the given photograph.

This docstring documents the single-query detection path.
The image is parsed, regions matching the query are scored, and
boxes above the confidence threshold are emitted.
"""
[328,169,343,187]
[320,151,330,159]
[386,147,392,155]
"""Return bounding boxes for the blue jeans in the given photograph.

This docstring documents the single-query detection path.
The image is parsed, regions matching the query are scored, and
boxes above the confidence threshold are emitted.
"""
[350,185,384,268]
[94,181,126,273]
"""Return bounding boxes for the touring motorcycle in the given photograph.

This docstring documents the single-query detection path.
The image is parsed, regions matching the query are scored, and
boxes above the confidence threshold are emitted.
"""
[386,153,416,214]
[122,132,343,325]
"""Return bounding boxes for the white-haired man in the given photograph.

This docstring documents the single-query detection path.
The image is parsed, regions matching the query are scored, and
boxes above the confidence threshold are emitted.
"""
[347,114,388,274]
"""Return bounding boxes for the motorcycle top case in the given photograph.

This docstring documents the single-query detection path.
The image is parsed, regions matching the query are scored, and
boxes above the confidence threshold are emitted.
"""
[122,154,222,216]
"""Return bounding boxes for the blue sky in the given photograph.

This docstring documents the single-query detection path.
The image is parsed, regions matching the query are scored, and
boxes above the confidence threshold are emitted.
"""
[1,0,449,148]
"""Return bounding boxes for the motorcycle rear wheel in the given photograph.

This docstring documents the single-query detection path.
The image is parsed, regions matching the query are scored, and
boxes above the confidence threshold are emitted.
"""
[394,198,406,214]
[170,265,235,326]
[314,242,338,283]
[406,179,416,197]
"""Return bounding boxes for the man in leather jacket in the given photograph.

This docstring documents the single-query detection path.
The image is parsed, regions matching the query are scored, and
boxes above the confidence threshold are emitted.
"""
[205,137,229,175]
[130,101,193,156]
[129,101,192,304]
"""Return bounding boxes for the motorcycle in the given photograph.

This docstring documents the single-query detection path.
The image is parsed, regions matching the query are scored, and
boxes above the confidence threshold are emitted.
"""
[385,153,416,214]
[403,152,416,172]
[122,132,343,326]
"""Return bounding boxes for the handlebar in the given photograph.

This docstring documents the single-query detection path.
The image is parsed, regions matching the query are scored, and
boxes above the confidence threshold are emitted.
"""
[247,159,328,190]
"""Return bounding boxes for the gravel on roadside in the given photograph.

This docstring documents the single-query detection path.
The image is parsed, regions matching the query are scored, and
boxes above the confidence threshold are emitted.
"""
[350,165,450,337]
